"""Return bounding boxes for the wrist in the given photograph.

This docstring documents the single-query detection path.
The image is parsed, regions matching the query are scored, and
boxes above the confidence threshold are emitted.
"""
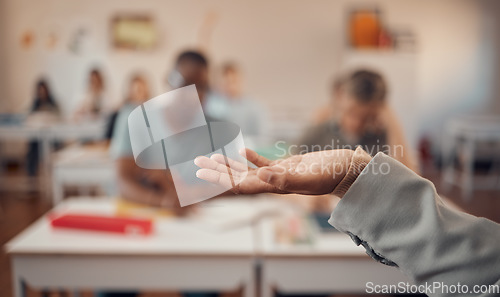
[332,147,372,198]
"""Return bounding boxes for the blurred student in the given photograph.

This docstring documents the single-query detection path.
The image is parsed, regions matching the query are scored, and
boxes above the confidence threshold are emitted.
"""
[104,74,157,297]
[107,51,217,297]
[26,79,61,176]
[311,76,345,125]
[205,62,267,147]
[166,50,219,297]
[111,50,213,212]
[109,74,174,207]
[296,69,417,171]
[73,68,114,121]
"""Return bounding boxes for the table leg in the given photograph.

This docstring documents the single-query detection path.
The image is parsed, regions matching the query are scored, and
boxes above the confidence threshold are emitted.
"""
[462,137,475,201]
[12,276,27,297]
[243,263,256,297]
[40,135,52,201]
[260,266,272,297]
[52,171,63,206]
[441,130,455,191]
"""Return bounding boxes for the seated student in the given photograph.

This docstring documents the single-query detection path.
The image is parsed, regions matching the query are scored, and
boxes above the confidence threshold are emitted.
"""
[296,69,417,172]
[73,68,115,121]
[204,62,267,148]
[195,148,500,297]
[311,76,345,125]
[110,73,176,208]
[108,51,218,297]
[105,74,170,297]
[25,79,61,176]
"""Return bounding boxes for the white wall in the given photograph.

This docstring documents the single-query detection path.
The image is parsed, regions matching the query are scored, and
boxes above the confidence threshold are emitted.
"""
[374,0,500,145]
[1,0,499,144]
[0,0,7,106]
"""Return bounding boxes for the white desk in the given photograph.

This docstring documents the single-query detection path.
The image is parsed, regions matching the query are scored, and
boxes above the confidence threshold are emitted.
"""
[442,115,500,199]
[0,120,106,198]
[6,198,256,297]
[0,125,46,191]
[257,217,409,297]
[7,195,419,297]
[52,144,116,205]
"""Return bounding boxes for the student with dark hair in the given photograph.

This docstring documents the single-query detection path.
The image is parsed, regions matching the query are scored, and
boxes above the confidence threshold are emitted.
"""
[112,49,213,211]
[30,80,59,113]
[167,50,210,100]
[296,69,417,171]
[106,50,216,297]
[26,79,60,176]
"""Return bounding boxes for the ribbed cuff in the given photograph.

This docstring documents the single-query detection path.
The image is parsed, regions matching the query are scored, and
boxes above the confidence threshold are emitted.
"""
[332,146,372,198]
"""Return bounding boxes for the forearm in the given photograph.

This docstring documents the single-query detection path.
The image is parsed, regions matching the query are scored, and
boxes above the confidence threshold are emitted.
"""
[117,177,164,207]
[330,151,500,296]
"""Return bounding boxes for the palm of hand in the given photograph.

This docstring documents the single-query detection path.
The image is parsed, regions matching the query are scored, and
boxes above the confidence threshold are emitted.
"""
[194,148,353,196]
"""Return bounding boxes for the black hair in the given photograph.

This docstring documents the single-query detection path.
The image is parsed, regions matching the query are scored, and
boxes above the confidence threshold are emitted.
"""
[176,50,208,67]
[32,79,58,112]
[344,70,387,104]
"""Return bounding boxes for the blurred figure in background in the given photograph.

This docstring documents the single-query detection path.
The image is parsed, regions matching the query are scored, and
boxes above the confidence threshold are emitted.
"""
[167,50,210,100]
[73,68,114,121]
[107,51,217,297]
[105,74,157,297]
[26,79,61,176]
[166,50,219,297]
[109,73,177,208]
[205,62,267,148]
[296,69,417,171]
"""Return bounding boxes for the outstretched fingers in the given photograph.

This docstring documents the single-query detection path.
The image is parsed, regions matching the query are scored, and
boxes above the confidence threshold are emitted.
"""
[195,168,234,189]
[209,153,249,172]
[194,155,247,188]
[241,148,273,167]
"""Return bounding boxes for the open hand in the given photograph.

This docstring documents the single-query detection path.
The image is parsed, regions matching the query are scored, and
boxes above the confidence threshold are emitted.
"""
[194,148,354,196]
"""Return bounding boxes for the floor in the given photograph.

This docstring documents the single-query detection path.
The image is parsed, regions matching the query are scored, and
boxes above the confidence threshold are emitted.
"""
[1,166,499,297]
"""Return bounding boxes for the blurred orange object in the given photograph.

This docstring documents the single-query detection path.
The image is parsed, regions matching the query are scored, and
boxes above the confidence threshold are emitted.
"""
[349,10,382,48]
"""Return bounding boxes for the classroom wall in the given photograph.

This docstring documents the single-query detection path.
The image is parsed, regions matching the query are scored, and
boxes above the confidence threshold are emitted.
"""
[382,0,500,141]
[0,0,7,106]
[1,0,499,145]
[488,0,500,114]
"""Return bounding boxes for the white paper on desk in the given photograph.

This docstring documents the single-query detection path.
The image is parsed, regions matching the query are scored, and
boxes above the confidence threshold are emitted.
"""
[193,197,291,231]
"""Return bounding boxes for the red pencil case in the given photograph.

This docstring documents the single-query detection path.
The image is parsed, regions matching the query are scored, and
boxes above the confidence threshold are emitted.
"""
[50,213,153,235]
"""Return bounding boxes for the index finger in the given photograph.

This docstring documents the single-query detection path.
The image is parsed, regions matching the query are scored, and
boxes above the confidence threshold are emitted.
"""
[241,148,273,167]
[210,153,249,172]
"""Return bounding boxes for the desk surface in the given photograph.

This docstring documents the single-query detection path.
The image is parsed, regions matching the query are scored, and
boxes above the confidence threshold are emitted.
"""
[257,218,366,258]
[5,198,255,257]
[0,120,105,140]
[6,196,374,259]
[53,144,113,167]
